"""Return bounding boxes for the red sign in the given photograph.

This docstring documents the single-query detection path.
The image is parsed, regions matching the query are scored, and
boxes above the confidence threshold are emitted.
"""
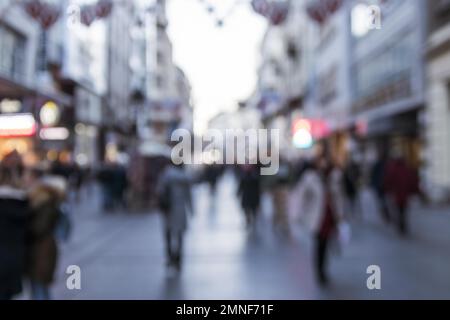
[0,114,37,138]
[292,118,330,139]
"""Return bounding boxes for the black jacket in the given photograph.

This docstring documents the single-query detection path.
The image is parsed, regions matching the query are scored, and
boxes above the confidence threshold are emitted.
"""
[0,187,29,299]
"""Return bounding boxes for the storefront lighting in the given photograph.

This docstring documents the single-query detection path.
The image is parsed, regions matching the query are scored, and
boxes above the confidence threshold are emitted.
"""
[40,101,61,126]
[75,123,86,135]
[39,127,70,140]
[0,113,36,137]
[0,99,22,113]
[293,129,313,149]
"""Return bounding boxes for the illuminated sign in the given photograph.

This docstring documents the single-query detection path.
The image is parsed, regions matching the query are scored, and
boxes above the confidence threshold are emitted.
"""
[0,99,22,113]
[292,119,313,149]
[40,101,61,126]
[39,127,70,140]
[292,118,330,149]
[0,113,36,137]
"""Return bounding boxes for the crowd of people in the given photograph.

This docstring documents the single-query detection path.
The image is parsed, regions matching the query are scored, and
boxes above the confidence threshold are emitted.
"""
[1,139,423,299]
[154,141,423,286]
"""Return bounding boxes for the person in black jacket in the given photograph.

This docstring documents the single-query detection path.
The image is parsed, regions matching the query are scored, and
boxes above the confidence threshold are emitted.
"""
[0,151,29,300]
[237,164,261,230]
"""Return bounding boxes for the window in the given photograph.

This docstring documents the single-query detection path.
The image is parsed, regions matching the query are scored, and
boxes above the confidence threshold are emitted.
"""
[0,24,26,81]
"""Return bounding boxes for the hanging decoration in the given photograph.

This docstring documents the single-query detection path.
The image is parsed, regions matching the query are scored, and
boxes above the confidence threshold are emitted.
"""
[22,0,114,29]
[23,0,60,29]
[95,0,113,18]
[251,0,289,25]
[38,3,60,29]
[306,0,344,25]
[77,0,114,26]
[197,0,243,28]
[80,4,97,26]
[23,0,43,19]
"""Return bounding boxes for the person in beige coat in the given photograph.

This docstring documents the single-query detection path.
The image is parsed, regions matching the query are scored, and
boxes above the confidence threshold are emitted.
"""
[26,175,66,300]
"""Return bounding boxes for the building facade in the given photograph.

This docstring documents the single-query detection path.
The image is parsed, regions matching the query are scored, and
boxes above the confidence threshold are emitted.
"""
[425,0,450,202]
[104,0,136,162]
[0,2,72,166]
[252,0,312,160]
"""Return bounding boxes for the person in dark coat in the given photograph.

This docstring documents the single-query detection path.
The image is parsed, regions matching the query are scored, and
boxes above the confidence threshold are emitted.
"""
[237,164,261,229]
[157,163,193,273]
[383,153,420,235]
[370,149,390,223]
[204,164,222,197]
[343,158,361,217]
[0,152,28,300]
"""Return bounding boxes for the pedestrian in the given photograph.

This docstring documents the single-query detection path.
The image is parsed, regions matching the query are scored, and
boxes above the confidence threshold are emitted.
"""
[297,153,344,286]
[370,148,390,223]
[343,157,361,218]
[157,163,193,273]
[204,163,221,197]
[270,158,291,233]
[97,161,124,212]
[383,148,420,235]
[0,151,29,300]
[237,164,261,230]
[26,174,67,300]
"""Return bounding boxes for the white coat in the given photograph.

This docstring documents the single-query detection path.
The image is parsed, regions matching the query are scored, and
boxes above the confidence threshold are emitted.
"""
[293,168,345,234]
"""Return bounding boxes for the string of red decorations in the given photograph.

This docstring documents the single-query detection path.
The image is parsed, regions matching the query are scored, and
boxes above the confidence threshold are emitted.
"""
[306,0,344,25]
[22,0,114,29]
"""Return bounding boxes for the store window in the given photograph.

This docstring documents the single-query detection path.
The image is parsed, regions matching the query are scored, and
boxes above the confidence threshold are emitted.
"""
[0,24,26,82]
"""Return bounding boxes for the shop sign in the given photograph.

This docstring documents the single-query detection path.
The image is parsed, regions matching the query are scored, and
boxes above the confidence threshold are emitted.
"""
[0,113,36,137]
[40,101,61,126]
[0,99,22,113]
[39,127,70,140]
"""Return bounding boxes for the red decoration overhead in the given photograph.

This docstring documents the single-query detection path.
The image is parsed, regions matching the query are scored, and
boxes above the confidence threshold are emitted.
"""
[251,0,289,26]
[39,4,60,29]
[80,5,97,26]
[306,0,344,25]
[22,0,114,29]
[95,0,113,18]
[24,0,42,19]
[24,0,60,29]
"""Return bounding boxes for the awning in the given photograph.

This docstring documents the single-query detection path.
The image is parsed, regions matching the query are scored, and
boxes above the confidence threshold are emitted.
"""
[0,76,33,99]
[0,75,72,107]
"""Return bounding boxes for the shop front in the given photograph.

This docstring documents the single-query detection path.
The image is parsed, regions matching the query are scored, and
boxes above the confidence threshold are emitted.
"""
[356,109,422,170]
[0,78,72,166]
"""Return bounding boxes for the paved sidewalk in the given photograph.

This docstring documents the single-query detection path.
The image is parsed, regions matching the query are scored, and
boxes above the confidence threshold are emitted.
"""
[17,176,450,299]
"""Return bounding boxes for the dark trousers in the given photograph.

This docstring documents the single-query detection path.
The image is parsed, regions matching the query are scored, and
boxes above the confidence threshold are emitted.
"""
[165,230,183,268]
[244,208,257,227]
[377,192,390,223]
[315,234,330,285]
[397,205,408,235]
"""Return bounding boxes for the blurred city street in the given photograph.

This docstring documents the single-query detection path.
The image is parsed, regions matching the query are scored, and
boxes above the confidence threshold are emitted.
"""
[2,0,450,301]
[14,173,450,300]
